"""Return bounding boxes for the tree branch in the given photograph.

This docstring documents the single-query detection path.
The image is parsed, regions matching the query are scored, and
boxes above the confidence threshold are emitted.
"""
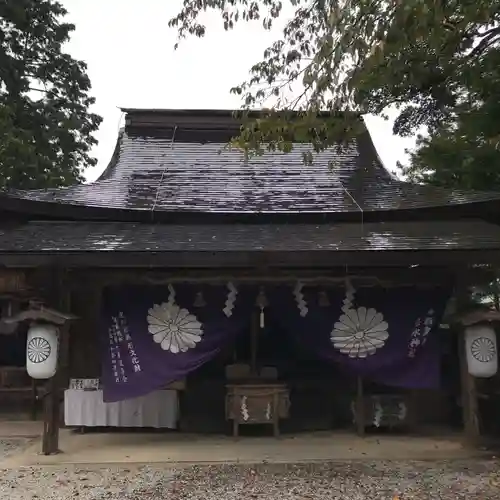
[470,25,500,57]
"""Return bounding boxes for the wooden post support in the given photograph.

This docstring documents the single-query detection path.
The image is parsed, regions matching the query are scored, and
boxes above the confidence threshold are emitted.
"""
[42,375,60,455]
[455,274,481,445]
[41,269,71,455]
[458,326,480,444]
[356,375,365,437]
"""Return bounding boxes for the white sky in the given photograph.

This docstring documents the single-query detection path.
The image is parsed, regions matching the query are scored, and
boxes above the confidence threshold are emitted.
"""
[60,0,418,182]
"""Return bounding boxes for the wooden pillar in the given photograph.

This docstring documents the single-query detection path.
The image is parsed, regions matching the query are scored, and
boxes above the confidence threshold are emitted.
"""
[42,269,70,455]
[250,310,259,375]
[458,326,480,443]
[456,274,481,445]
[42,369,60,454]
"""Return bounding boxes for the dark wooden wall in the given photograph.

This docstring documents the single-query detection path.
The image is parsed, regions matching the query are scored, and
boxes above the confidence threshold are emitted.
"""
[68,284,101,378]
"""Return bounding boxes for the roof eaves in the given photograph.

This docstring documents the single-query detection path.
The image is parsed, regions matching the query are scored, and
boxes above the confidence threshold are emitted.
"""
[1,194,500,223]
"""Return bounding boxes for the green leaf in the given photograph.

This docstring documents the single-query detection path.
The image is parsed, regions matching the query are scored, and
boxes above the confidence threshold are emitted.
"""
[0,0,101,189]
[169,0,500,179]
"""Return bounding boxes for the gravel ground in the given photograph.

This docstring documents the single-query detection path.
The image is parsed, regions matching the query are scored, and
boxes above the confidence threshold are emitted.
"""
[0,459,499,500]
[0,438,34,461]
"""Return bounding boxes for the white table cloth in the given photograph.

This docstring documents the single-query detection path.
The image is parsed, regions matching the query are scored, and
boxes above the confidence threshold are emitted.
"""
[64,389,178,429]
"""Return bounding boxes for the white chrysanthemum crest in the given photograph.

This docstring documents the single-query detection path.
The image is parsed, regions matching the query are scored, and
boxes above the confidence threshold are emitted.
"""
[147,301,203,354]
[331,280,389,358]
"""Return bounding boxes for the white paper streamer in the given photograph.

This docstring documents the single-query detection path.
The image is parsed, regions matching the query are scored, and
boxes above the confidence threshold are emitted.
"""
[223,282,238,317]
[167,284,176,305]
[341,278,355,313]
[293,281,308,317]
[373,401,383,428]
[241,396,249,421]
[398,402,407,421]
[265,402,272,420]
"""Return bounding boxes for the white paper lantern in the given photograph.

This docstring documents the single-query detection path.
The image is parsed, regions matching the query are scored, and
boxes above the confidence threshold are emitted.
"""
[465,324,498,378]
[26,323,59,379]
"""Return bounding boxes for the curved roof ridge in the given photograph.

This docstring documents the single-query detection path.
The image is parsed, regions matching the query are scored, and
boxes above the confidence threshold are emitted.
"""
[0,108,500,221]
[96,127,125,182]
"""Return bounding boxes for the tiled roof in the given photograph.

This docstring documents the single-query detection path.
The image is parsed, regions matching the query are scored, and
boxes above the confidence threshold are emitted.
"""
[0,220,499,253]
[3,109,500,220]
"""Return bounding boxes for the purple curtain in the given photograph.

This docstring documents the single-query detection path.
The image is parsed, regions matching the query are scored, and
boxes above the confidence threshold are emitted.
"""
[267,283,451,389]
[100,283,253,402]
[100,281,451,402]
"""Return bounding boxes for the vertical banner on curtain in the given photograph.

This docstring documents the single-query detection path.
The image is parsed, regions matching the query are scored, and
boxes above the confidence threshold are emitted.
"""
[269,281,451,388]
[100,283,253,402]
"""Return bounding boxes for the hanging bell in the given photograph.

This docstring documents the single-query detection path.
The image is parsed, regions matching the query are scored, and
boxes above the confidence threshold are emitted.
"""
[318,290,330,307]
[255,287,268,329]
[193,291,206,308]
[259,309,265,328]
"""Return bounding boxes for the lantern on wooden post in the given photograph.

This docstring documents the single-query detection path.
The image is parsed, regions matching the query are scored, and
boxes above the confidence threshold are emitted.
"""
[464,324,498,378]
[26,323,59,379]
[455,308,500,380]
[3,303,77,380]
[3,301,77,455]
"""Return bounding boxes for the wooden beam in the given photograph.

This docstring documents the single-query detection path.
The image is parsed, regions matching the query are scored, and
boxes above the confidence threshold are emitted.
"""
[71,266,457,289]
[2,248,500,268]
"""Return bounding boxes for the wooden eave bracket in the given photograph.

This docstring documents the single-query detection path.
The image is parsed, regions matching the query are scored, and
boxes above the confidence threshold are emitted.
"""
[3,301,77,326]
[451,308,500,327]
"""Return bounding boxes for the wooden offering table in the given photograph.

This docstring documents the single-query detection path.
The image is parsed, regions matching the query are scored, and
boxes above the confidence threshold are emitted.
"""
[225,383,290,437]
[352,393,409,432]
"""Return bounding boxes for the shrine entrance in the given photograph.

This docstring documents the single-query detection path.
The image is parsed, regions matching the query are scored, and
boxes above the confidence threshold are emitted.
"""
[64,278,458,441]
